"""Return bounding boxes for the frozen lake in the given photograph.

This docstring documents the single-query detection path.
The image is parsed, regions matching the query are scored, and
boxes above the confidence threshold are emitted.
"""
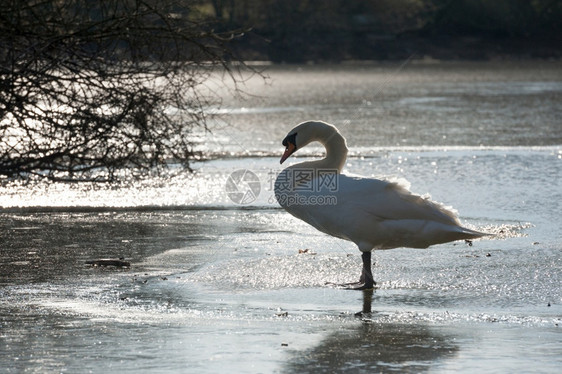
[1,61,561,373]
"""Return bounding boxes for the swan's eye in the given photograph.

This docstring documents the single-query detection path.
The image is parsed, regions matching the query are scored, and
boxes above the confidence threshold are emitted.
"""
[282,133,297,149]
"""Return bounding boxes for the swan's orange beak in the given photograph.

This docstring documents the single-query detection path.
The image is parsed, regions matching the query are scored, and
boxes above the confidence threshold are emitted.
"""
[280,142,296,164]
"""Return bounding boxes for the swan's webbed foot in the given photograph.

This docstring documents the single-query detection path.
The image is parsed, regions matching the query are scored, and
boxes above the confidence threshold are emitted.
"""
[325,280,357,288]
[326,251,376,291]
[325,280,376,290]
[343,279,376,291]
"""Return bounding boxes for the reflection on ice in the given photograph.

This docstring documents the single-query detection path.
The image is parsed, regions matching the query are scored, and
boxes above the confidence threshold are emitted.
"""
[285,320,458,373]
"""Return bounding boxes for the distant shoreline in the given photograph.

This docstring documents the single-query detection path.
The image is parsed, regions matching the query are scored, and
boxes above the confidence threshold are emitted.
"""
[235,35,562,63]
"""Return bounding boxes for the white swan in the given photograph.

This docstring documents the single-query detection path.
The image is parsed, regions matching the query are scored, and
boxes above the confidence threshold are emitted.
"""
[274,120,486,290]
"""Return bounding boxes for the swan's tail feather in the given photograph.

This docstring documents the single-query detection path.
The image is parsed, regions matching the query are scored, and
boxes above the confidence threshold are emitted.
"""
[438,226,492,245]
[458,226,492,240]
[424,226,491,248]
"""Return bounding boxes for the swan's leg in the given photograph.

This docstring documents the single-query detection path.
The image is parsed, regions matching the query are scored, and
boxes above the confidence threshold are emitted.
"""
[347,251,375,291]
[355,289,374,317]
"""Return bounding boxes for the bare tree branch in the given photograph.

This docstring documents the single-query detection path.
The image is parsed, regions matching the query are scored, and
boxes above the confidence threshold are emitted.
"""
[0,0,252,181]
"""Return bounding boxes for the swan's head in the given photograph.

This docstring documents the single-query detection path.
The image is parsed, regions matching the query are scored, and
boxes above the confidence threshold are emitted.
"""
[279,121,339,164]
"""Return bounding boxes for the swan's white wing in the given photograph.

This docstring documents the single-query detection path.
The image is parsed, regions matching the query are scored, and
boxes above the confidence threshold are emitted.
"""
[337,174,460,226]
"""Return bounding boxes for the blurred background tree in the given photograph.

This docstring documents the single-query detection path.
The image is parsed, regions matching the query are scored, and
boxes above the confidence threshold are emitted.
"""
[209,0,561,61]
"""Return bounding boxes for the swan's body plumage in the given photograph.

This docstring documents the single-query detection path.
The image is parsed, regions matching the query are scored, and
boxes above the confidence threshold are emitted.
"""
[278,172,482,250]
[274,120,486,289]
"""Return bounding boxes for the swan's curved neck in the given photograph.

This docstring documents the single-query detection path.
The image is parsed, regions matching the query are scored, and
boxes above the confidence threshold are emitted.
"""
[296,127,348,172]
